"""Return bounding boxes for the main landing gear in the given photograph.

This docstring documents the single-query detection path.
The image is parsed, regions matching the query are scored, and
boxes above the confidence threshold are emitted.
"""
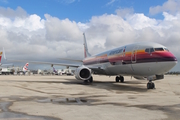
[115,76,124,83]
[147,80,155,89]
[84,76,93,83]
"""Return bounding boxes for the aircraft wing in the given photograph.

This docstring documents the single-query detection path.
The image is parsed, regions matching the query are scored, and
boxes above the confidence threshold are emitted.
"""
[87,66,107,75]
[0,63,14,67]
[6,59,81,67]
[58,58,82,62]
[3,48,82,68]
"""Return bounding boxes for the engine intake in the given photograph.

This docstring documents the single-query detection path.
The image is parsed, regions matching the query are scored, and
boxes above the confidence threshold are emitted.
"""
[75,66,91,80]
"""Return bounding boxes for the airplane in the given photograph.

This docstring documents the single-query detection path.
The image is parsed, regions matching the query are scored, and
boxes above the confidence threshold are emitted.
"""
[23,62,29,73]
[13,62,29,75]
[53,66,57,73]
[52,66,59,75]
[4,33,177,89]
[0,51,13,67]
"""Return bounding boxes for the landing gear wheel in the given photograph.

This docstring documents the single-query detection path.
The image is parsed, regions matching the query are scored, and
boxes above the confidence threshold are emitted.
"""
[147,81,155,89]
[116,76,120,82]
[147,83,151,89]
[84,80,88,83]
[120,76,124,83]
[152,83,155,89]
[89,76,93,83]
[115,76,124,82]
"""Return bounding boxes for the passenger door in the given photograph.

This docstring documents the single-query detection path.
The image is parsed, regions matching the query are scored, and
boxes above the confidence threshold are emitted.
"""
[131,46,139,72]
[131,46,138,63]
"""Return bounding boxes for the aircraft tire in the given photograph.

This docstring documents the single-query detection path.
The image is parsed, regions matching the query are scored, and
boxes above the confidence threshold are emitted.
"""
[89,76,93,83]
[84,80,89,83]
[116,76,120,82]
[152,83,155,89]
[120,76,124,83]
[147,83,151,89]
[147,82,155,89]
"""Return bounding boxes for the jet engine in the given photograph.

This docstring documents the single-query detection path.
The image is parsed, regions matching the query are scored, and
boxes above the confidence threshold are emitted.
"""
[74,66,91,81]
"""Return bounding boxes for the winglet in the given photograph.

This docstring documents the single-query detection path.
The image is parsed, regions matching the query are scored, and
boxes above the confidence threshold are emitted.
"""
[83,33,91,58]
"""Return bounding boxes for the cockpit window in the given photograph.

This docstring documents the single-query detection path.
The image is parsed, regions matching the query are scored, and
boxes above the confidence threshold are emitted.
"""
[150,48,154,52]
[145,48,149,53]
[164,48,169,51]
[154,48,164,51]
[145,48,154,53]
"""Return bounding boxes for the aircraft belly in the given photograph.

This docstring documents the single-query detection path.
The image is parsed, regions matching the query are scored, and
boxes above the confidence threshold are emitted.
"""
[87,61,176,76]
[130,61,177,76]
[105,64,133,75]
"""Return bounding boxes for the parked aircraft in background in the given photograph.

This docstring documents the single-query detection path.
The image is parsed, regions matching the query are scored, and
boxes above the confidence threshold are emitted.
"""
[0,51,2,64]
[14,62,29,75]
[0,51,13,67]
[22,63,29,73]
[52,67,59,75]
[5,33,177,89]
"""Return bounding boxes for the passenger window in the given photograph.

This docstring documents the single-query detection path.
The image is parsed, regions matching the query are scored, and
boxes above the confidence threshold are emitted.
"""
[155,48,164,51]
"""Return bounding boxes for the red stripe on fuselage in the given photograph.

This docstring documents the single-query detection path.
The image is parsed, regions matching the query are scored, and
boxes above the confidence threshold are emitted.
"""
[83,50,176,65]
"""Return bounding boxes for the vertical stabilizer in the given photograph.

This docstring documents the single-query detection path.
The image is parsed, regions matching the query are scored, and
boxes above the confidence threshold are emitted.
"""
[53,67,57,73]
[83,33,91,58]
[0,51,2,64]
[23,63,29,72]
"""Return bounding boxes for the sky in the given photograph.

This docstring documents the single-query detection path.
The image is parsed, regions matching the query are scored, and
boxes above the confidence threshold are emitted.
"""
[0,0,179,71]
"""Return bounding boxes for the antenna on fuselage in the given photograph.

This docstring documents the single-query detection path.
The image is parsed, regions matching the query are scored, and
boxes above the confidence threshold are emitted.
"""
[83,33,91,58]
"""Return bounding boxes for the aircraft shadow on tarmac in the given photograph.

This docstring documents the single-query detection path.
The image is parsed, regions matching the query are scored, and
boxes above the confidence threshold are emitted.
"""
[4,78,148,92]
[28,77,147,92]
[63,79,148,92]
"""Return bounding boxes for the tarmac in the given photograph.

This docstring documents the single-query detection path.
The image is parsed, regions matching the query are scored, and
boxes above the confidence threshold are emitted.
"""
[0,75,179,120]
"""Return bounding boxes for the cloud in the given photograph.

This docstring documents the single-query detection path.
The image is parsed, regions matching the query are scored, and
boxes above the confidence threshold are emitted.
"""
[0,6,180,71]
[149,0,180,15]
[0,0,8,4]
[57,0,79,4]
[106,0,116,6]
[0,6,27,18]
[125,13,158,30]
[64,0,76,4]
[44,14,82,42]
[116,7,134,18]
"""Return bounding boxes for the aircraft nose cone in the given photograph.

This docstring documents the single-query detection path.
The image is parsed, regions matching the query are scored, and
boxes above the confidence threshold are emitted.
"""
[158,51,178,72]
[174,57,177,61]
[165,53,177,71]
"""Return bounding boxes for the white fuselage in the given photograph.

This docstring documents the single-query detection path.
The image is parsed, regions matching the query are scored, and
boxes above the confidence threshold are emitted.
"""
[83,42,177,77]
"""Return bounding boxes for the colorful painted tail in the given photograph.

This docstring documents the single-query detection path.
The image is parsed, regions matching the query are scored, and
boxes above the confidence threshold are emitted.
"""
[83,33,91,58]
[53,67,57,73]
[23,63,29,72]
[0,51,2,64]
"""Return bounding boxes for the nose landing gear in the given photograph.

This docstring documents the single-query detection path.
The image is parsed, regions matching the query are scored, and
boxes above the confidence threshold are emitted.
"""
[147,80,155,89]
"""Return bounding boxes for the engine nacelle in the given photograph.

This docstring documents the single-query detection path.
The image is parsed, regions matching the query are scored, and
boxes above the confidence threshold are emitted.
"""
[74,66,91,81]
